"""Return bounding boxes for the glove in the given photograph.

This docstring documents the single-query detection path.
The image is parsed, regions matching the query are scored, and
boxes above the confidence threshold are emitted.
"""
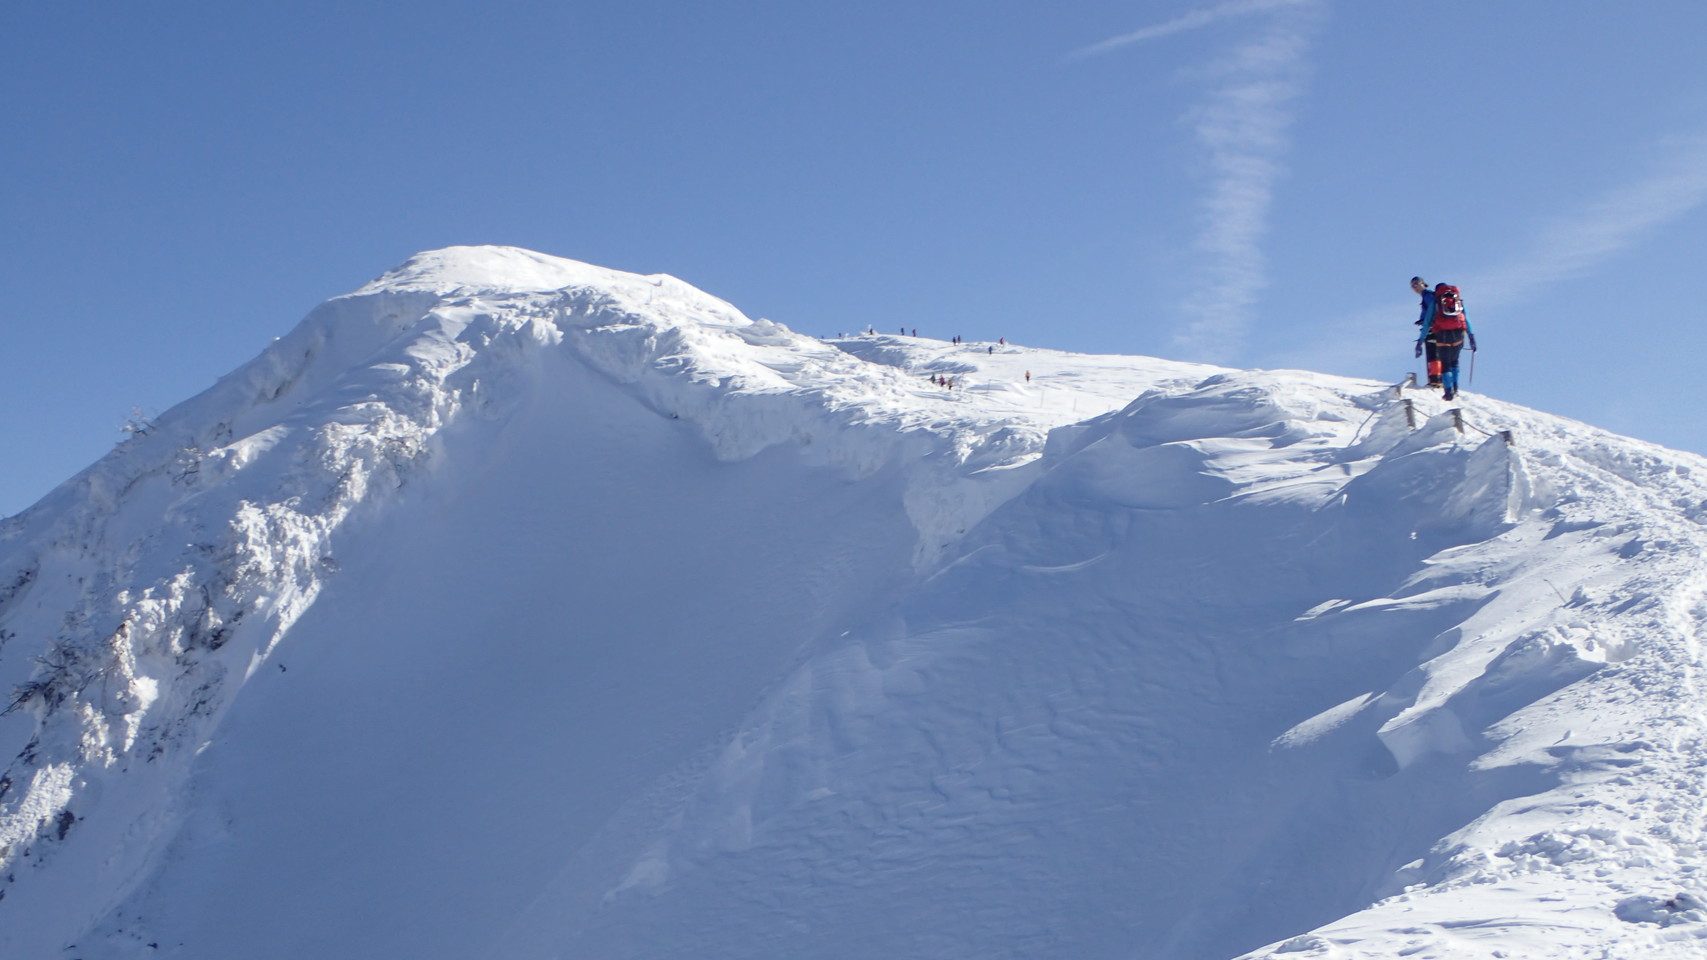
[1414,340,1423,359]
[1468,333,1478,352]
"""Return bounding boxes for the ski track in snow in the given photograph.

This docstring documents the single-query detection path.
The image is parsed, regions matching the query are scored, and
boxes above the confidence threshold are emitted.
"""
[0,245,1703,958]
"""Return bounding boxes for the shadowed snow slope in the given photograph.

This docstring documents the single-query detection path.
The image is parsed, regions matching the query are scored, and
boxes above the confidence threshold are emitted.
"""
[1,246,1704,959]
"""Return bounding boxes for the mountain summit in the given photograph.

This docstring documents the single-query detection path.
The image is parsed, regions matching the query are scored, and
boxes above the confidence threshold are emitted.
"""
[2,247,1704,959]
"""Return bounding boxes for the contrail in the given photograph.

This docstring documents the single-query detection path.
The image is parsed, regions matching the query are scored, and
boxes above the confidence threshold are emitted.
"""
[1170,3,1323,361]
[1066,0,1311,62]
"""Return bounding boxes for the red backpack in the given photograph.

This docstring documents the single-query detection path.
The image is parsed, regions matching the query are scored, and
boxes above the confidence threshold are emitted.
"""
[1433,283,1467,331]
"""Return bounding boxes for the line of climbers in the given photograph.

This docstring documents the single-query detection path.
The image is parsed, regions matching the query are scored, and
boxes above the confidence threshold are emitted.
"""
[1409,275,1478,401]
[925,367,1032,391]
[828,332,1006,346]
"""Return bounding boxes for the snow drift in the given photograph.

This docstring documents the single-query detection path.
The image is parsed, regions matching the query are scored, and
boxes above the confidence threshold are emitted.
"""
[1,246,1704,959]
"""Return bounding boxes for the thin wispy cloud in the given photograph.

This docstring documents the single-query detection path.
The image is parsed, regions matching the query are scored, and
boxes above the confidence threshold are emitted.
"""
[1473,133,1707,307]
[1276,133,1707,376]
[1067,0,1310,62]
[1173,13,1318,361]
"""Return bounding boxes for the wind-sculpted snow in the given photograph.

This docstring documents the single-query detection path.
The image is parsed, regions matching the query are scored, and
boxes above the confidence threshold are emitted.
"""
[528,373,1698,960]
[1,246,1704,958]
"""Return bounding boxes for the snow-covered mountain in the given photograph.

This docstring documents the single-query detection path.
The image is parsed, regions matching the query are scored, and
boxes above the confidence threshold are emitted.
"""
[2,246,1704,959]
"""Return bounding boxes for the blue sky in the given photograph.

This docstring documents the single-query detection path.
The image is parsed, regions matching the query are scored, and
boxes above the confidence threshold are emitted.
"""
[4,1,1705,516]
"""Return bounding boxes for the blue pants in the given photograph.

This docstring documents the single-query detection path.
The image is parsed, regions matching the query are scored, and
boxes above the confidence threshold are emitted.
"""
[1434,336,1465,397]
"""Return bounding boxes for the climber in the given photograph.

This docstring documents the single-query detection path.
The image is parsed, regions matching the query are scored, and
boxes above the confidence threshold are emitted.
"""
[1416,281,1478,402]
[1410,277,1440,388]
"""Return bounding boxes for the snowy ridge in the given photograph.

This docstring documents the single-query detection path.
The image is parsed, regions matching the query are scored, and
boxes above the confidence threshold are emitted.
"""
[1,246,1705,958]
[0,247,1212,950]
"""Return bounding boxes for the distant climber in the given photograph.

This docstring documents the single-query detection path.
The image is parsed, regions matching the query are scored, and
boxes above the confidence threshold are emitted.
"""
[1416,281,1477,401]
[1025,370,1031,383]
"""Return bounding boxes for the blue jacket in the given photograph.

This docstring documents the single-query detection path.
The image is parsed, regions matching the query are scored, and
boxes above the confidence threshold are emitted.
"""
[1416,290,1436,332]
